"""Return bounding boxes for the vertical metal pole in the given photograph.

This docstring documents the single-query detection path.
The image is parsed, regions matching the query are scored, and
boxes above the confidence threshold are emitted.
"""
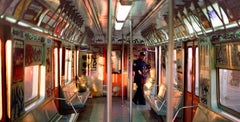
[158,46,161,86]
[122,38,125,105]
[129,19,133,122]
[74,48,77,80]
[107,0,112,122]
[167,0,174,122]
[155,47,158,93]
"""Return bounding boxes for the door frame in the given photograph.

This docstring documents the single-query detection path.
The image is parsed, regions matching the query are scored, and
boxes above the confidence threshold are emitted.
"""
[184,39,199,122]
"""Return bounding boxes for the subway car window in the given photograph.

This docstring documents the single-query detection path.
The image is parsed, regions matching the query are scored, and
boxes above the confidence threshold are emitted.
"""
[202,3,229,28]
[183,15,202,34]
[216,42,240,117]
[64,49,72,84]
[218,69,240,114]
[173,50,177,85]
[24,66,40,105]
[187,47,192,92]
[54,48,59,87]
[195,47,199,96]
[0,39,2,120]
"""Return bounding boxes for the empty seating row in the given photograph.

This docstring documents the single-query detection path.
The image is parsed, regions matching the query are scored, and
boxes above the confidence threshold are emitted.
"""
[172,103,233,122]
[16,96,79,122]
[145,84,183,117]
[59,82,91,111]
[17,81,90,122]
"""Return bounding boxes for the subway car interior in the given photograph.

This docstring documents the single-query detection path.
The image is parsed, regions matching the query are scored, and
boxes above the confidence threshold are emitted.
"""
[1,0,240,122]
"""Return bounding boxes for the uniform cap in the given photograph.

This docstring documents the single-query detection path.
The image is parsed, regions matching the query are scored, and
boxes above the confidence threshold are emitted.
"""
[140,52,146,56]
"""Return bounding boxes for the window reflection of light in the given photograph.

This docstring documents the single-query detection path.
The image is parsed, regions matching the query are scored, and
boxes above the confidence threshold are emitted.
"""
[202,3,229,28]
[97,56,104,81]
[6,40,12,118]
[0,40,2,119]
[65,50,69,83]
[24,66,39,102]
[183,15,202,34]
[65,50,72,84]
[54,48,58,87]
[59,48,62,85]
[24,65,45,111]
[76,51,79,77]
[40,65,46,98]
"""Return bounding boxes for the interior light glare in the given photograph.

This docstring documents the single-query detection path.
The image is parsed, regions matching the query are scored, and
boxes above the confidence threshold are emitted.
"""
[115,21,124,30]
[116,2,132,21]
[18,21,31,28]
[5,16,17,23]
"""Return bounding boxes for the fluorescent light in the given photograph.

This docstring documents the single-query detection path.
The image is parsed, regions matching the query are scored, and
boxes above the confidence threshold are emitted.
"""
[6,40,12,119]
[18,21,31,28]
[226,22,238,29]
[115,21,124,30]
[0,15,4,19]
[5,16,17,23]
[116,2,132,21]
[31,26,43,32]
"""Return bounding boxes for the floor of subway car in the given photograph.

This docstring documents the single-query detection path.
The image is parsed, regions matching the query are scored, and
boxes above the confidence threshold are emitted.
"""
[76,97,181,122]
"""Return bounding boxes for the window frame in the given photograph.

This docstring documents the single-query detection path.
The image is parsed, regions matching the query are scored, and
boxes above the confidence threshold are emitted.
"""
[23,40,43,107]
[217,68,240,118]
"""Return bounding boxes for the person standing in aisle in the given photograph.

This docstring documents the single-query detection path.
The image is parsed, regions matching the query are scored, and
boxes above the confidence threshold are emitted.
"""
[132,51,150,105]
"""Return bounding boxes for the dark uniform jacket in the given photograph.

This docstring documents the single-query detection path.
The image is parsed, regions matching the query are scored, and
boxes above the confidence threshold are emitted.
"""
[133,58,147,83]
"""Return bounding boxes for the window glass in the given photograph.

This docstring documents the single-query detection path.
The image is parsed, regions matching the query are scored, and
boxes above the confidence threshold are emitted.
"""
[183,15,202,34]
[0,40,2,119]
[187,48,193,92]
[24,66,39,103]
[65,50,72,84]
[219,69,240,113]
[173,50,177,86]
[195,47,199,96]
[202,3,229,28]
[54,48,58,87]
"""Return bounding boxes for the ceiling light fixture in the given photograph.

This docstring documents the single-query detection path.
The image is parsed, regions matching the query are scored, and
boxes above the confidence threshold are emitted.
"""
[115,21,124,30]
[116,2,132,21]
[115,0,132,30]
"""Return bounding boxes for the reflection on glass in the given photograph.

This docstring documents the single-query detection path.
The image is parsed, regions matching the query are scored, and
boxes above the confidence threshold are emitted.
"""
[183,15,202,34]
[202,3,229,28]
[24,66,39,102]
[111,51,121,74]
[65,49,72,84]
[173,50,177,86]
[54,48,58,87]
[0,41,2,119]
[219,69,240,113]
[195,47,199,96]
[187,48,193,92]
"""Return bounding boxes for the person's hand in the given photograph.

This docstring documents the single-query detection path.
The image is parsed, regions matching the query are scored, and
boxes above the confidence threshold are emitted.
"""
[138,70,142,75]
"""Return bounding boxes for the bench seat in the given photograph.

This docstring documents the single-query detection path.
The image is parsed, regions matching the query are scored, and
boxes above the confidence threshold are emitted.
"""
[59,82,90,111]
[153,90,182,116]
[192,103,232,122]
[172,103,233,122]
[145,84,183,117]
[17,96,79,122]
[145,84,166,108]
